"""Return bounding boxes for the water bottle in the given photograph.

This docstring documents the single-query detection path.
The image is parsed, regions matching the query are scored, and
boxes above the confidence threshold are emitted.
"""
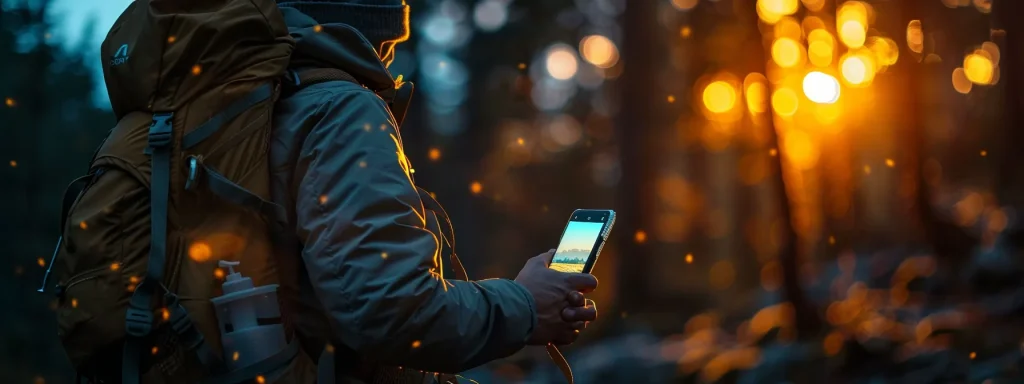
[210,260,287,372]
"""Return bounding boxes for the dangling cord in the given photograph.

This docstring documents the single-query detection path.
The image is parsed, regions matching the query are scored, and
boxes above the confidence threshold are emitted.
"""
[417,187,467,281]
[417,187,572,383]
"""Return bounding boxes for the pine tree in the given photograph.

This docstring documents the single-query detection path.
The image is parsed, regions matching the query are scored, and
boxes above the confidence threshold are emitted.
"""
[0,0,112,381]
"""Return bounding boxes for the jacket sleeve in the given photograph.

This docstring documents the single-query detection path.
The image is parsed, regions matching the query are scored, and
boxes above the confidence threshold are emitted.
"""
[292,86,537,373]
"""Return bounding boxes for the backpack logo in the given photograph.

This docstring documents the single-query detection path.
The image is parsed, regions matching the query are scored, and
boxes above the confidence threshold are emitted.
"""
[110,44,130,66]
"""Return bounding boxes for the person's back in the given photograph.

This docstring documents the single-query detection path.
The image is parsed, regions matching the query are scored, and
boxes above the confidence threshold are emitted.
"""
[269,1,600,382]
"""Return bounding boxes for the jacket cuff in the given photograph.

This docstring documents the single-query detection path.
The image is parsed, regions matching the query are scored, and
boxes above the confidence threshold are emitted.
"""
[477,279,537,351]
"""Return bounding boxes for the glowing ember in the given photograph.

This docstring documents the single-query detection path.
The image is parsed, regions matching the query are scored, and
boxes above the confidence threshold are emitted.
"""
[634,230,648,243]
[189,242,212,262]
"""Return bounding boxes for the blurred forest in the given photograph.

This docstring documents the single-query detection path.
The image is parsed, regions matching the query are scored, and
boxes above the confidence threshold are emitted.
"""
[4,0,1024,383]
[1,0,112,382]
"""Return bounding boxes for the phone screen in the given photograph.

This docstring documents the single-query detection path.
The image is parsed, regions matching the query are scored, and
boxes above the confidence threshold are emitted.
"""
[550,211,612,273]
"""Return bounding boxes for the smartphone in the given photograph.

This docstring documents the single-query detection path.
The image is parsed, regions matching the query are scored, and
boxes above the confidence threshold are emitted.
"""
[549,209,616,274]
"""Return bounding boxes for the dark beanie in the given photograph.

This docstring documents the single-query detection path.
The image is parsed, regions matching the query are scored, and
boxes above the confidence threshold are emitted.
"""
[277,0,409,51]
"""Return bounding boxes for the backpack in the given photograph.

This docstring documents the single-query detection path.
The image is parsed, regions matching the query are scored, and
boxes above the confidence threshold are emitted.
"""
[39,0,303,382]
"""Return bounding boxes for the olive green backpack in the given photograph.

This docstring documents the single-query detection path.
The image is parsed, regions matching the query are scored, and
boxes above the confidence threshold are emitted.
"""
[36,0,311,382]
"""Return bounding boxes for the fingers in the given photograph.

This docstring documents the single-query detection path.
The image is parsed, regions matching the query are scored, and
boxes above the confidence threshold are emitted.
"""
[565,273,599,292]
[566,291,585,307]
[562,306,598,323]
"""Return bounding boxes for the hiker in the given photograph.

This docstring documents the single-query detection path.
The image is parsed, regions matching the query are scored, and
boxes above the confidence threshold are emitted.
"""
[47,0,596,383]
[270,0,600,382]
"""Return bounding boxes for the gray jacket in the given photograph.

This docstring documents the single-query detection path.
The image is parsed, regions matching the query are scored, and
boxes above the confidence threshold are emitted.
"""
[269,7,537,382]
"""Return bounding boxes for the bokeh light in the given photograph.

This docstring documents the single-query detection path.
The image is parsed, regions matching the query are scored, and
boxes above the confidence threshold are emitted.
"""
[580,35,620,69]
[757,0,799,24]
[775,17,803,40]
[771,38,805,68]
[472,0,508,32]
[545,45,579,80]
[952,67,973,94]
[801,0,826,12]
[771,87,799,118]
[963,51,994,85]
[840,51,876,87]
[671,0,699,10]
[837,1,869,48]
[807,29,835,67]
[703,81,738,114]
[974,0,992,13]
[867,37,899,67]
[839,21,866,49]
[744,73,770,114]
[803,71,840,104]
[907,20,924,54]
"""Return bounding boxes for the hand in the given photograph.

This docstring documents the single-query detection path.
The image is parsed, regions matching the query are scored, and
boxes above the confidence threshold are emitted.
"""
[515,250,599,346]
[562,292,597,326]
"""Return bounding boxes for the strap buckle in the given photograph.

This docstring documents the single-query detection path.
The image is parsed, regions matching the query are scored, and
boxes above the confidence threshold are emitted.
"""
[148,112,174,150]
[125,303,154,338]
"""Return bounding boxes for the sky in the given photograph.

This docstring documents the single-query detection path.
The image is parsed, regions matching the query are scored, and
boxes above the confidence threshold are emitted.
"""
[554,221,604,253]
[50,0,133,106]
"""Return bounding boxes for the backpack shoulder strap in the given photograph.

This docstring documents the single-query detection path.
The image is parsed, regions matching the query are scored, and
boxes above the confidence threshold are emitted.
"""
[282,68,358,97]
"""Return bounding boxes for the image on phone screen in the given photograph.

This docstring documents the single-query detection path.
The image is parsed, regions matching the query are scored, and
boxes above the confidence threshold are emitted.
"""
[550,219,606,273]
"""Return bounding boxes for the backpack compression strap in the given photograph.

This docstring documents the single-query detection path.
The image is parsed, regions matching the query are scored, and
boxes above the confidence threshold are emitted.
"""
[124,84,290,383]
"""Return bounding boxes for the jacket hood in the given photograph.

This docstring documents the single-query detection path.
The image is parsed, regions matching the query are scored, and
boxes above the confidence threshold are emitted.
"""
[279,7,397,92]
